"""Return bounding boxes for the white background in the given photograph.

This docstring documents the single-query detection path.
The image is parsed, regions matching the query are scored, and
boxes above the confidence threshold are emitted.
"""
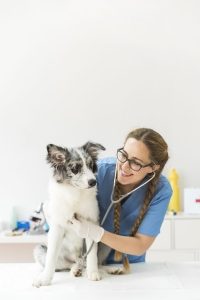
[0,0,199,224]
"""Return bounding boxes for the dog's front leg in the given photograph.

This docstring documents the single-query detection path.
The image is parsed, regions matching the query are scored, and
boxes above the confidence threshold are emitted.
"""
[85,238,101,281]
[33,224,64,287]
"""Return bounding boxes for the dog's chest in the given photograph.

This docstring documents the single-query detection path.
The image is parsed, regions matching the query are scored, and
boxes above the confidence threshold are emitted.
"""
[46,180,99,227]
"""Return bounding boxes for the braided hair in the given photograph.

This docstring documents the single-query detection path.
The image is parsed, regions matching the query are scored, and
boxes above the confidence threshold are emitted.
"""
[113,128,169,272]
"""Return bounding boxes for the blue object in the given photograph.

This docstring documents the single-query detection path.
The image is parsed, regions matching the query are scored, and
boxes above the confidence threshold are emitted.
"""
[96,157,173,264]
[17,220,30,231]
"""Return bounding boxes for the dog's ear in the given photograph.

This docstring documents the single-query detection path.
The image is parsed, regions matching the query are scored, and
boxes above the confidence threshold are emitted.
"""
[82,141,106,159]
[46,144,68,166]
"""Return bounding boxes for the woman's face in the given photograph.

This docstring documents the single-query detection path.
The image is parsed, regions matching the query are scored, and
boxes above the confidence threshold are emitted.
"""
[117,138,155,191]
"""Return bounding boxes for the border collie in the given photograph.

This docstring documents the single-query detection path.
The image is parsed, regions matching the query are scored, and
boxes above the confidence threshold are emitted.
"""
[33,141,105,287]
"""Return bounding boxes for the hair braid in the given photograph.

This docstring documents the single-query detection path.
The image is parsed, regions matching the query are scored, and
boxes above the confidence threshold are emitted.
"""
[113,181,131,272]
[113,182,123,261]
[131,174,159,237]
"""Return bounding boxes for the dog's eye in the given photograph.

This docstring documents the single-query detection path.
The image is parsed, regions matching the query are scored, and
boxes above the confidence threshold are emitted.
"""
[70,164,81,174]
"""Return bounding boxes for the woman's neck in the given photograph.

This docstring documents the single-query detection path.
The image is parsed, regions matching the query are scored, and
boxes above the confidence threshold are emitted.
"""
[118,182,137,195]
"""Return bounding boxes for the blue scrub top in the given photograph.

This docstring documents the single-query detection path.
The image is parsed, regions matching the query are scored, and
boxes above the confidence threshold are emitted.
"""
[96,157,172,264]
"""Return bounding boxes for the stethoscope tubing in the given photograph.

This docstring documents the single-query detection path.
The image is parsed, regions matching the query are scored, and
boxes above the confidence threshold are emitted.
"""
[82,162,155,262]
[101,163,155,226]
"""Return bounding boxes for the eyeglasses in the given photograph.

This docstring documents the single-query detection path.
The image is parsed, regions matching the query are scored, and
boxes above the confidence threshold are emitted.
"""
[117,148,154,172]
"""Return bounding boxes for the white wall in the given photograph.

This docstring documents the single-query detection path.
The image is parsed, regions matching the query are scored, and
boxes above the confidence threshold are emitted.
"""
[0,0,200,225]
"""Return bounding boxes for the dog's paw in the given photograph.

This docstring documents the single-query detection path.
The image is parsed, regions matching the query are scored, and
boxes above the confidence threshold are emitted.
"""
[32,272,52,288]
[87,270,102,281]
[102,265,124,275]
[70,264,82,277]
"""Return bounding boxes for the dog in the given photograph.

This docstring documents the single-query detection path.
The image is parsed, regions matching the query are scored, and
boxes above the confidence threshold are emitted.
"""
[32,141,105,287]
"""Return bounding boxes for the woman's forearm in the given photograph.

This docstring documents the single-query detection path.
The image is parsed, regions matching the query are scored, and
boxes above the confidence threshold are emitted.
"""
[101,230,152,256]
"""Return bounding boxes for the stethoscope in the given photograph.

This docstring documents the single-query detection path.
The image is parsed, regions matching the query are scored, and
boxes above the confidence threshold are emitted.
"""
[79,162,156,267]
[101,162,156,226]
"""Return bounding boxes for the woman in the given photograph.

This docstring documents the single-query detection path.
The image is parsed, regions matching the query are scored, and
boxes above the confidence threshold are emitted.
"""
[70,128,172,270]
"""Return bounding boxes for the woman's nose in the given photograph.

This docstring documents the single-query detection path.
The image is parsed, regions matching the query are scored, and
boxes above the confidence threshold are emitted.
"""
[121,160,130,170]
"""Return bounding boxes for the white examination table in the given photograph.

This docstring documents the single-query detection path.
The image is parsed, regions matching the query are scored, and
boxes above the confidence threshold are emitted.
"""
[0,262,200,300]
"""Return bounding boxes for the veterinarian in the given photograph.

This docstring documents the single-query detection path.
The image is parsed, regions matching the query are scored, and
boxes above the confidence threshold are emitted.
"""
[70,128,172,268]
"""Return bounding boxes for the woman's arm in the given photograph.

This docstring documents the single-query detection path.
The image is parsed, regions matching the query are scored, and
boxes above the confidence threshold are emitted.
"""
[101,231,155,256]
[68,217,155,256]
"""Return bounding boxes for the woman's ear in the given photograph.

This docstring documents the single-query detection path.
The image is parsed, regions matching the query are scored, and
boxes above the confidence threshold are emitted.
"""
[152,164,160,172]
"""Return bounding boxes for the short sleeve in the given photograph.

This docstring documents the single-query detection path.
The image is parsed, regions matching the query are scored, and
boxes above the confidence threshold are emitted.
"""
[137,177,172,236]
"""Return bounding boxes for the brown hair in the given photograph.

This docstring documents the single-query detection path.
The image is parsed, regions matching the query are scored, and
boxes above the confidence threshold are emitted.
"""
[113,128,169,272]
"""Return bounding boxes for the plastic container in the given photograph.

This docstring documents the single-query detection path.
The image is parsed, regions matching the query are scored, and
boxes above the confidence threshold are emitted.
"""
[17,220,30,231]
[168,168,181,213]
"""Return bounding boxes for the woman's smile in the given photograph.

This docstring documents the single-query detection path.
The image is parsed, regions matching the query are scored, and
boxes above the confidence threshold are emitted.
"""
[120,169,133,177]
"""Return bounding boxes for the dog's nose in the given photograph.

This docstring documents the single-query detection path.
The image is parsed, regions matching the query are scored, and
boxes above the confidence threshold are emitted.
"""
[88,179,96,187]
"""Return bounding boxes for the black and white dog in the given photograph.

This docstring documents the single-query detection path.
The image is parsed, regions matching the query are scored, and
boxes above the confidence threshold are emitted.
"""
[33,141,105,287]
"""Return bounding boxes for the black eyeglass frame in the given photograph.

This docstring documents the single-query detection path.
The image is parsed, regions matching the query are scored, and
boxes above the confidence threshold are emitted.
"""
[117,148,155,172]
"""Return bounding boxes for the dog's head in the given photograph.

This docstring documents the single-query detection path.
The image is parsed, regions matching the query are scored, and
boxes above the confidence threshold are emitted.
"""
[46,142,105,189]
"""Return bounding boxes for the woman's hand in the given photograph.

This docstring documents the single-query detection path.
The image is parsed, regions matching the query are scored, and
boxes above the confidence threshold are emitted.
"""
[68,216,104,243]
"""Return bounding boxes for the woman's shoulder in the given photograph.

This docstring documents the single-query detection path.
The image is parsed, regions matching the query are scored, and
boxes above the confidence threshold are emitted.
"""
[96,157,116,180]
[156,174,173,196]
[97,157,116,168]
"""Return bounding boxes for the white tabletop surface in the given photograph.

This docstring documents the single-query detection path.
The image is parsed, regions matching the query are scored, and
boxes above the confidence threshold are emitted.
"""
[0,262,200,300]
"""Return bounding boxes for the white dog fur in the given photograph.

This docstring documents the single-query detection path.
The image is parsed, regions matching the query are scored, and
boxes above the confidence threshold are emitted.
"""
[33,142,105,287]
